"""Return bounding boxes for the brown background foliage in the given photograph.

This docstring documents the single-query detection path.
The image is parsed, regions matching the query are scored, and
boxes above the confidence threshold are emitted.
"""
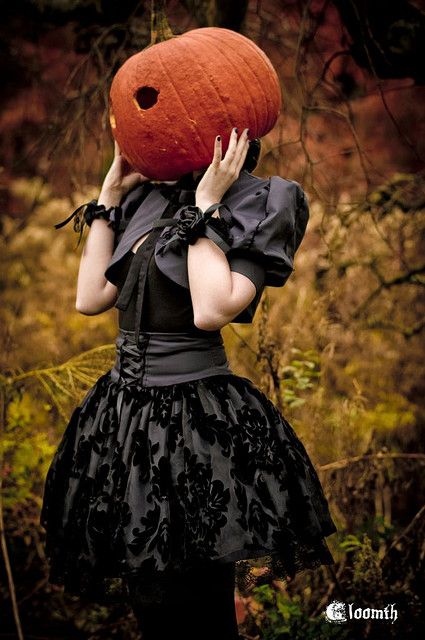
[0,1,424,639]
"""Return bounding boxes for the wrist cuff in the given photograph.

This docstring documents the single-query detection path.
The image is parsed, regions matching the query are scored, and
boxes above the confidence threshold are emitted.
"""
[160,203,233,253]
[53,199,122,247]
[203,209,233,254]
[84,201,122,228]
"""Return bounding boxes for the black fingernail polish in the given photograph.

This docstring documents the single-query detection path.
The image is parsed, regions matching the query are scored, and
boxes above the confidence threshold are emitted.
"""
[235,127,238,133]
[217,136,221,141]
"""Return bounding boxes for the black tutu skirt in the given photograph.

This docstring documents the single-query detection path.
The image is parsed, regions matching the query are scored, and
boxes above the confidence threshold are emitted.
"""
[40,366,337,604]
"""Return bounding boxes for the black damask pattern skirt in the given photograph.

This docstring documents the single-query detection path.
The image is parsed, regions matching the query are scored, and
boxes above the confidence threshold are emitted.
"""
[40,370,337,604]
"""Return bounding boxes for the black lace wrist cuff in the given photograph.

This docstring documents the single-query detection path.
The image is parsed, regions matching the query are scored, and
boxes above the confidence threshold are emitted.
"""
[83,201,122,228]
[54,199,122,246]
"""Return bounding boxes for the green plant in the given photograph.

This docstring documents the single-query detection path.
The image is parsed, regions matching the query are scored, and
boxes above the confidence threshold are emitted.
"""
[280,347,321,408]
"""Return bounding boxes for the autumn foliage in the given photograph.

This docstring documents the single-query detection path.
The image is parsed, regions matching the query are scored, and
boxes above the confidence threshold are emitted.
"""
[0,1,424,639]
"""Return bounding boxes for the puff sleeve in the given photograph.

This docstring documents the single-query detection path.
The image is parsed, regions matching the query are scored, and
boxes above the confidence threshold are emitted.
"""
[153,172,310,323]
[225,175,309,291]
[220,175,309,323]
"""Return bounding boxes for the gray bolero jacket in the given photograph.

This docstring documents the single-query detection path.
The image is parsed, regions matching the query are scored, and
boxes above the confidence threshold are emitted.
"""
[105,169,310,324]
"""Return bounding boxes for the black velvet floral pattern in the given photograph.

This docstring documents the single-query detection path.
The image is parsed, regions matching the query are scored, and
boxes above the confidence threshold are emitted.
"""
[40,370,337,604]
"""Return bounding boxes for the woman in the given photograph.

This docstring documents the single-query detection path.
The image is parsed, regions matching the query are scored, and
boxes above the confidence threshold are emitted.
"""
[40,127,337,639]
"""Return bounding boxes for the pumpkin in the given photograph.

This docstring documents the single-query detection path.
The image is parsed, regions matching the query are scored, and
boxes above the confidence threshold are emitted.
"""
[109,26,281,180]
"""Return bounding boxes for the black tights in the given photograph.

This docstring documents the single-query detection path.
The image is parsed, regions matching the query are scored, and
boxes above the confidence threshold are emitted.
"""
[125,561,240,640]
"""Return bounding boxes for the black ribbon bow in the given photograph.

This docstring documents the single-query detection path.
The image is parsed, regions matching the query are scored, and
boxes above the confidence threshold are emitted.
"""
[53,200,121,247]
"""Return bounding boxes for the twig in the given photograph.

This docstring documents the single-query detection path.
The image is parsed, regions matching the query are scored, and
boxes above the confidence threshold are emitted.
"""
[319,452,425,472]
[352,264,425,319]
[383,503,425,557]
[0,387,25,640]
[311,559,346,617]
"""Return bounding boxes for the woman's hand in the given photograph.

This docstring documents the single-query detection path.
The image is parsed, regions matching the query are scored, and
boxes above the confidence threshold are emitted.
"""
[188,127,258,331]
[195,127,249,212]
[76,141,148,315]
[98,141,149,207]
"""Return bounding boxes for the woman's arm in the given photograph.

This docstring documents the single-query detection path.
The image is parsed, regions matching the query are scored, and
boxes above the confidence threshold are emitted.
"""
[76,142,147,315]
[75,200,118,316]
[188,237,257,331]
[188,127,258,331]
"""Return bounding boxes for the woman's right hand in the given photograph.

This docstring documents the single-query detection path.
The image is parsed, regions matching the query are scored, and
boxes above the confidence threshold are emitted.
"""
[99,141,149,207]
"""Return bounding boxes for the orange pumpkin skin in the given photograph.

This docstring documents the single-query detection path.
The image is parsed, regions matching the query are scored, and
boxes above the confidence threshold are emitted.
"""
[109,27,282,180]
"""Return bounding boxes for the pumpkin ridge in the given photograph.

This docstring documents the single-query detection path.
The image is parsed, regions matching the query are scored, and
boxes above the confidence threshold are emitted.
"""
[180,34,238,138]
[196,27,281,128]
[243,38,282,132]
[154,41,211,163]
[178,36,236,140]
[196,32,260,137]
[201,31,277,134]
[220,30,280,132]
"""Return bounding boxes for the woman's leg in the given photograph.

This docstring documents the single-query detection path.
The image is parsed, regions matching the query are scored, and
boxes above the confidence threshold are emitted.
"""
[126,561,239,640]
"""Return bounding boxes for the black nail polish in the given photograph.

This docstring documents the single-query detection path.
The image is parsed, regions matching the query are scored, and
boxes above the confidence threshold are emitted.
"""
[234,127,238,133]
[217,136,221,141]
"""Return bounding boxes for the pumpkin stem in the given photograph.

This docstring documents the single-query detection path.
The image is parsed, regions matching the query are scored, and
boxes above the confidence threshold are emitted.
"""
[150,0,174,44]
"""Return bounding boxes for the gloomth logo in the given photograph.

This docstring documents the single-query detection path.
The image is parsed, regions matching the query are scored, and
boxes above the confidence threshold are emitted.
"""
[325,600,398,624]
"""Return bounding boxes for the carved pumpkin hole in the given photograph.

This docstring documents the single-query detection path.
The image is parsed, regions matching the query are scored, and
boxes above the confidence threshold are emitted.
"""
[136,86,159,110]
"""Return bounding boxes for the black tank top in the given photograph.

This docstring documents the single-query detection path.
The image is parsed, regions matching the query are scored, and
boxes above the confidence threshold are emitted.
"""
[116,248,198,332]
[114,178,217,338]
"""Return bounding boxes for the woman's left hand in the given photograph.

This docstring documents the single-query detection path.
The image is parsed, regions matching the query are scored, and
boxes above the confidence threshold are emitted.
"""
[195,127,250,211]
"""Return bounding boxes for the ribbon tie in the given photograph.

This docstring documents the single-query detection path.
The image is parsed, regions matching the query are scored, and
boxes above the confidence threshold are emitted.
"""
[53,199,122,247]
[160,203,231,251]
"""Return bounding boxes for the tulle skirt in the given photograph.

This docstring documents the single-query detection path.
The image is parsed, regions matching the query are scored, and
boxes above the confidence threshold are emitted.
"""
[40,360,337,604]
